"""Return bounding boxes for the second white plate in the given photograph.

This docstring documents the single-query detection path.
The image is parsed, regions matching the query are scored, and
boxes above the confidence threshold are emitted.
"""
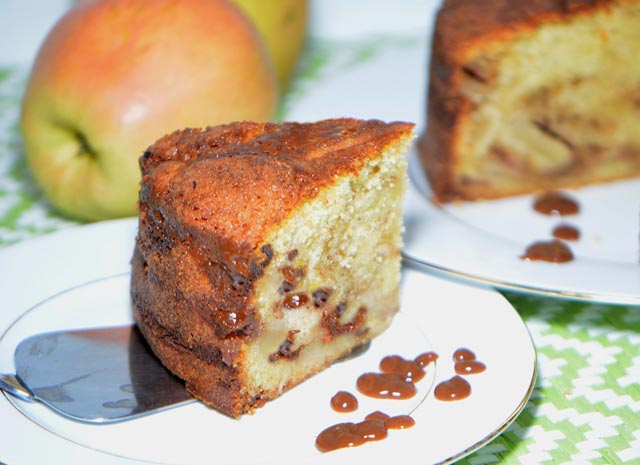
[403,148,640,305]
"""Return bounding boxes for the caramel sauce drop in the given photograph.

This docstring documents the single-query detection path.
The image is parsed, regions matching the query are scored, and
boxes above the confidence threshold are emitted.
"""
[315,419,388,452]
[453,348,476,362]
[365,411,390,421]
[385,415,416,430]
[415,351,438,367]
[533,191,579,216]
[434,375,471,401]
[552,224,580,241]
[356,372,417,399]
[283,293,309,309]
[521,239,574,263]
[455,360,487,375]
[379,355,426,382]
[330,391,358,413]
[452,348,486,374]
[316,412,416,453]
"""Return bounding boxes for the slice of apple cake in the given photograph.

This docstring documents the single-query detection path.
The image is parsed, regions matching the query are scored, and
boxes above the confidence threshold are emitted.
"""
[419,0,640,202]
[130,118,414,417]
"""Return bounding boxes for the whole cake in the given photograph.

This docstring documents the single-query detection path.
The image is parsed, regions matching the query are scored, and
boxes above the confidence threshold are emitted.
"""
[130,118,414,417]
[419,0,640,202]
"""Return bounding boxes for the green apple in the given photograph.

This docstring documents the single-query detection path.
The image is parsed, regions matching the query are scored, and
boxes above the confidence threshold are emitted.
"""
[20,0,278,221]
[231,0,309,89]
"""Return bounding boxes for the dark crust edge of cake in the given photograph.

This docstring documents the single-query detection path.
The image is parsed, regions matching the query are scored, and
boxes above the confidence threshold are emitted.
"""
[432,0,618,53]
[138,118,415,244]
[131,245,257,418]
[419,0,623,203]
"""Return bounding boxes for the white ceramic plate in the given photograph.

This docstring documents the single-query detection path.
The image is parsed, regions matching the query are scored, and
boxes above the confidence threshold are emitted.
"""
[403,150,640,304]
[0,219,536,465]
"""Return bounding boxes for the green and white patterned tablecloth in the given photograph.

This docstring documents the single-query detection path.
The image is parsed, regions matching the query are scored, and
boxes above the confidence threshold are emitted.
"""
[1,3,639,464]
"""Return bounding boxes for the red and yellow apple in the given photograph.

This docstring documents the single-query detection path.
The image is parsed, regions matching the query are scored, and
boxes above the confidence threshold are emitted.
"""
[73,0,310,89]
[21,0,278,221]
[231,0,309,89]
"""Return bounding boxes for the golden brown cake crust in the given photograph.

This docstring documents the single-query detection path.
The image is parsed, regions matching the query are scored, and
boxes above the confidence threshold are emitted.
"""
[131,119,413,416]
[434,0,616,49]
[420,0,631,202]
[140,119,413,243]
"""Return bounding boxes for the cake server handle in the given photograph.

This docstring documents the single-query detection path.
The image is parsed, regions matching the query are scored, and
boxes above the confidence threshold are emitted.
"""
[0,373,35,403]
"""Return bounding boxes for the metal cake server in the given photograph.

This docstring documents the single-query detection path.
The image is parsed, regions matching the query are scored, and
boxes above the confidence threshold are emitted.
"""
[0,324,194,423]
